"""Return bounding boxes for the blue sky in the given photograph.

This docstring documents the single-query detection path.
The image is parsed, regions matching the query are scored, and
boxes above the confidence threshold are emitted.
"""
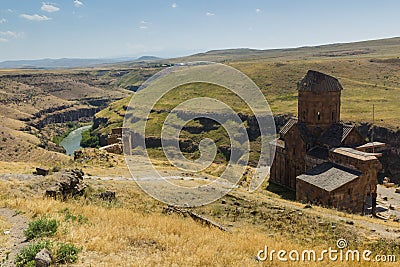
[0,0,399,61]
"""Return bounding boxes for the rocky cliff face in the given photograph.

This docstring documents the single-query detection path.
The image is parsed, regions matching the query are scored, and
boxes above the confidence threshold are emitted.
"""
[31,106,98,130]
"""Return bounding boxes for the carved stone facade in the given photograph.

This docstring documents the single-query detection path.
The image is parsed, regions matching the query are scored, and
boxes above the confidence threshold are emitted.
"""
[270,70,382,213]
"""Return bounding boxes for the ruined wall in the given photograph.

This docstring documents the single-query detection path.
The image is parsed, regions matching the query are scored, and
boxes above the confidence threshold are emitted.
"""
[269,144,287,187]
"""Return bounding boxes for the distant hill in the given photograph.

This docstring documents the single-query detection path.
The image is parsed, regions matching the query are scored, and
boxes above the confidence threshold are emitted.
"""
[136,56,163,61]
[167,37,400,63]
[0,55,163,69]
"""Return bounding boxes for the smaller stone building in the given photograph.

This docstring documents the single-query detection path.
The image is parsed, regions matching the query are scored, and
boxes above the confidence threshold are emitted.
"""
[296,147,382,213]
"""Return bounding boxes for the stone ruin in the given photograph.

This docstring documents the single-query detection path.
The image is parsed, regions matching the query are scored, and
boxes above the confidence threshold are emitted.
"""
[44,169,87,200]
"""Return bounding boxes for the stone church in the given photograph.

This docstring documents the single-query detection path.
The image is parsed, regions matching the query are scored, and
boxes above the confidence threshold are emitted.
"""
[270,70,383,213]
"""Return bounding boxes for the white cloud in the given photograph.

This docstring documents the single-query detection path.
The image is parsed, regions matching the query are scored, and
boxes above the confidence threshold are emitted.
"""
[41,3,60,13]
[206,12,215,16]
[172,3,178,8]
[20,14,52,21]
[74,0,84,7]
[0,31,23,42]
[0,18,6,24]
[7,9,13,13]
[139,20,149,29]
[0,31,21,38]
[256,8,261,13]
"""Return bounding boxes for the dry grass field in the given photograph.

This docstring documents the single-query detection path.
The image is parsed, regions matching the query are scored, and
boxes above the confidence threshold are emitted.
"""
[0,171,399,266]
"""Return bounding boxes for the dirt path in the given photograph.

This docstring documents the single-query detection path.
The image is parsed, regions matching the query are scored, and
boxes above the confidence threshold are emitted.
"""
[0,208,29,267]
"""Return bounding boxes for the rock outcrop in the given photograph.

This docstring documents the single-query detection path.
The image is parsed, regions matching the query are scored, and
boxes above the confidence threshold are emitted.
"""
[35,248,52,267]
[32,106,98,130]
[44,169,87,200]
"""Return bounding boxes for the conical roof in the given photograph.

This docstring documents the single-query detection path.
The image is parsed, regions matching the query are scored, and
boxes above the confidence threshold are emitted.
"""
[298,70,343,92]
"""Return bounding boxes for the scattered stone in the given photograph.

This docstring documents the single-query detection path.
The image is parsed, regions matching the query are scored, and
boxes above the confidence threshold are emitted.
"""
[221,200,226,204]
[346,220,354,225]
[395,188,400,194]
[35,248,52,267]
[304,204,312,209]
[99,143,123,154]
[389,205,395,210]
[98,191,116,202]
[74,150,83,160]
[383,196,388,201]
[383,177,391,184]
[34,167,49,176]
[384,183,395,188]
[3,230,10,235]
[371,229,376,232]
[393,218,400,223]
[43,169,87,200]
[44,187,58,200]
[250,210,258,216]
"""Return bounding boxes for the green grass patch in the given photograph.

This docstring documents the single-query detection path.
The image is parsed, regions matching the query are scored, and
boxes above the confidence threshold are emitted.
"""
[15,241,81,267]
[80,129,100,148]
[24,217,59,240]
[15,240,51,267]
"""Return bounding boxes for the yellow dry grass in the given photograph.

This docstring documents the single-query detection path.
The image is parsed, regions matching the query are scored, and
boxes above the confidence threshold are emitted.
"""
[0,197,393,267]
[0,215,11,249]
[0,178,398,267]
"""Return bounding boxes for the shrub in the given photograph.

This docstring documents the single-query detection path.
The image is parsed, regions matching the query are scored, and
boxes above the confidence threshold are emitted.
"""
[54,243,81,264]
[15,241,81,266]
[24,217,59,240]
[80,129,100,148]
[60,208,88,224]
[15,241,51,267]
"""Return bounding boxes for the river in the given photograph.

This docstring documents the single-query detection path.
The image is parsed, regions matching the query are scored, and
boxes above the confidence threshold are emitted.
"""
[60,125,92,156]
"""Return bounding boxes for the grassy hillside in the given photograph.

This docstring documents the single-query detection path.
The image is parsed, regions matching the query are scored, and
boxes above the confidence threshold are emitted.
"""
[91,47,400,170]
[103,37,400,129]
[95,56,400,143]
[231,57,400,127]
